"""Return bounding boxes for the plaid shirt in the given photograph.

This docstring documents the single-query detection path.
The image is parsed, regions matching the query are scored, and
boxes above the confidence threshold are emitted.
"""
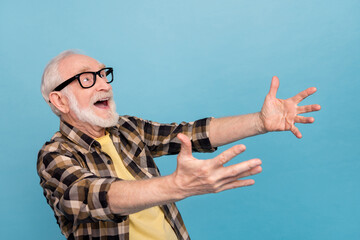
[37,115,216,240]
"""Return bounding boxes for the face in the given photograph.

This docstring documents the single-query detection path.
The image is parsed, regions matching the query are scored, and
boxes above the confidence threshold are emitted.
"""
[58,54,119,127]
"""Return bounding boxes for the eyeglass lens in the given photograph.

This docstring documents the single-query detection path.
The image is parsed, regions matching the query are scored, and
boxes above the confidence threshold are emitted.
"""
[79,68,113,88]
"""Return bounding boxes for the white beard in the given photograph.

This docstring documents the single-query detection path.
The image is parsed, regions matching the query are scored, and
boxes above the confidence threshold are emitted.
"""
[64,89,119,128]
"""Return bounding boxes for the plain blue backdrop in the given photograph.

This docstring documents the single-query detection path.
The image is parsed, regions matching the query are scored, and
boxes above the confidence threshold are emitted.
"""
[0,1,359,239]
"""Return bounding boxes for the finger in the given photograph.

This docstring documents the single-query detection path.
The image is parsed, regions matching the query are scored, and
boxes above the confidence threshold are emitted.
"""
[222,158,262,178]
[215,165,262,192]
[268,76,280,98]
[297,104,321,114]
[212,144,246,166]
[290,125,302,138]
[235,165,263,179]
[290,87,317,104]
[294,116,314,124]
[219,165,263,186]
[177,133,193,158]
[216,179,256,192]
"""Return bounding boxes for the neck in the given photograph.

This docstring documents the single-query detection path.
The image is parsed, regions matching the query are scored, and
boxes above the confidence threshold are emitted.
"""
[61,113,106,139]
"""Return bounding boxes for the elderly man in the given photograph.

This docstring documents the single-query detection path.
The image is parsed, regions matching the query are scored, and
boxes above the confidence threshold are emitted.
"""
[37,50,320,240]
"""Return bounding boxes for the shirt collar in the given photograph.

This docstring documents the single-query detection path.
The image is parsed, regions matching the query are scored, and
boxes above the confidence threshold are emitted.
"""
[59,119,121,151]
[59,120,100,151]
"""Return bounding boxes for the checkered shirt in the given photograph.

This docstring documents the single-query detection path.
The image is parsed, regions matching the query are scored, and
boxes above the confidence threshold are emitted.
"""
[37,115,216,240]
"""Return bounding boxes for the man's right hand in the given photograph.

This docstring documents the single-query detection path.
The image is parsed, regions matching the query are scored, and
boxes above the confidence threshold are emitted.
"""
[172,133,262,198]
[108,133,262,215]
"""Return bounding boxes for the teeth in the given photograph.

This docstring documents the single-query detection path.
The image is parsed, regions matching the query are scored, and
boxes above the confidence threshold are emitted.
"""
[96,98,109,103]
[91,92,112,104]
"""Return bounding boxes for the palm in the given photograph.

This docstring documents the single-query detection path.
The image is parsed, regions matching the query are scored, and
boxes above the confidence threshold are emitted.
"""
[260,76,321,138]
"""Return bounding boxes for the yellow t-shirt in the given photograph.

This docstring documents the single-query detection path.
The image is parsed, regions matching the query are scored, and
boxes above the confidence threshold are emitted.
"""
[96,132,177,240]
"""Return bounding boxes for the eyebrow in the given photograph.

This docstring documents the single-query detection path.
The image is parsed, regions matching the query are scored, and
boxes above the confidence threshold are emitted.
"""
[77,63,106,74]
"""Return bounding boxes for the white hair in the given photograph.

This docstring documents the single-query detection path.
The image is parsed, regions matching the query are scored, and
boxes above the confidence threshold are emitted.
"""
[40,49,81,116]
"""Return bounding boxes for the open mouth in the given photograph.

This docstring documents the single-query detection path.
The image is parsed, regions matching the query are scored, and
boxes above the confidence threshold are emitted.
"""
[94,98,109,109]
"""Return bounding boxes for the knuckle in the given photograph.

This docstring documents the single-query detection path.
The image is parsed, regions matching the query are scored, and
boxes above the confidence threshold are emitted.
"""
[229,167,239,177]
[207,176,217,186]
[218,153,227,165]
[246,162,254,171]
[231,147,239,156]
[232,145,242,156]
[199,165,211,177]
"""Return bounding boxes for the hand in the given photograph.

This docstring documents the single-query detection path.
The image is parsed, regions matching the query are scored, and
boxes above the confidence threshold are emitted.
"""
[259,76,321,138]
[172,133,262,198]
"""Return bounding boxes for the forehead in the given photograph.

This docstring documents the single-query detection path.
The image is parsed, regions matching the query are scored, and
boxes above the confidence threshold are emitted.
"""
[58,54,104,80]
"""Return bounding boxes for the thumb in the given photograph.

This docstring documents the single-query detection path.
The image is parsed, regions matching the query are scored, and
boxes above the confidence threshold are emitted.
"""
[268,76,280,98]
[177,133,193,159]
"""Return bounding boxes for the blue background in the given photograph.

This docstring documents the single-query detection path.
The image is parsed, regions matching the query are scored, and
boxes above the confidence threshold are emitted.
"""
[0,0,359,239]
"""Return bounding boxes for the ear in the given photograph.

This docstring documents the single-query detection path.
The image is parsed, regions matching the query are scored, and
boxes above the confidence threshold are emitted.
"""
[49,92,70,114]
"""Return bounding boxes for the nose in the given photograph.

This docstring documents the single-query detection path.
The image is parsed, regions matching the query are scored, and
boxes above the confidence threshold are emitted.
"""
[95,75,112,92]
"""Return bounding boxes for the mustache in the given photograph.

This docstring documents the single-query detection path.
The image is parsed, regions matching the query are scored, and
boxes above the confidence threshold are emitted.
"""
[90,90,114,104]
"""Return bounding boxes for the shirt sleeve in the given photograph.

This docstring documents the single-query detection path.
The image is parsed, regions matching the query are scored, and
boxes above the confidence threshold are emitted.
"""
[37,147,126,229]
[123,116,217,157]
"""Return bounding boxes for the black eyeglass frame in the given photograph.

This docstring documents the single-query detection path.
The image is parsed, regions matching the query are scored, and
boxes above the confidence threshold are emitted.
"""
[53,67,113,91]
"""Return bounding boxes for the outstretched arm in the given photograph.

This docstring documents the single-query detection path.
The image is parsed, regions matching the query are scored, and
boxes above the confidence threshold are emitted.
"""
[209,76,321,147]
[107,134,262,215]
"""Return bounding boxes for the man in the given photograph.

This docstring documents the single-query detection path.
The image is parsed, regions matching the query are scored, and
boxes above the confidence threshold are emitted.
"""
[38,50,321,240]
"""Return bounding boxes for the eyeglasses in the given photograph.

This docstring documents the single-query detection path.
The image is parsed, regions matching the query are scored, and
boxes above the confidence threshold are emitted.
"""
[53,67,114,91]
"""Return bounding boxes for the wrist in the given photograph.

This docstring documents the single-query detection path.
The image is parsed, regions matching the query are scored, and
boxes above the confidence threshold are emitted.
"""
[255,112,267,134]
[168,172,189,200]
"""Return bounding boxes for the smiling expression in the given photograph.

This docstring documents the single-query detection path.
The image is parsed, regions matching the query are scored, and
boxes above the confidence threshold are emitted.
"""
[58,54,114,120]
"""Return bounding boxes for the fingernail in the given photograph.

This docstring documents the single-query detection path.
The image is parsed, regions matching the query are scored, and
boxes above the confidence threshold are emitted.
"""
[238,144,246,152]
[254,159,262,165]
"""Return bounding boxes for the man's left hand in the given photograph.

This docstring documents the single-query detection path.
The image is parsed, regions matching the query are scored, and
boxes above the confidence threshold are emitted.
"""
[259,76,321,138]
